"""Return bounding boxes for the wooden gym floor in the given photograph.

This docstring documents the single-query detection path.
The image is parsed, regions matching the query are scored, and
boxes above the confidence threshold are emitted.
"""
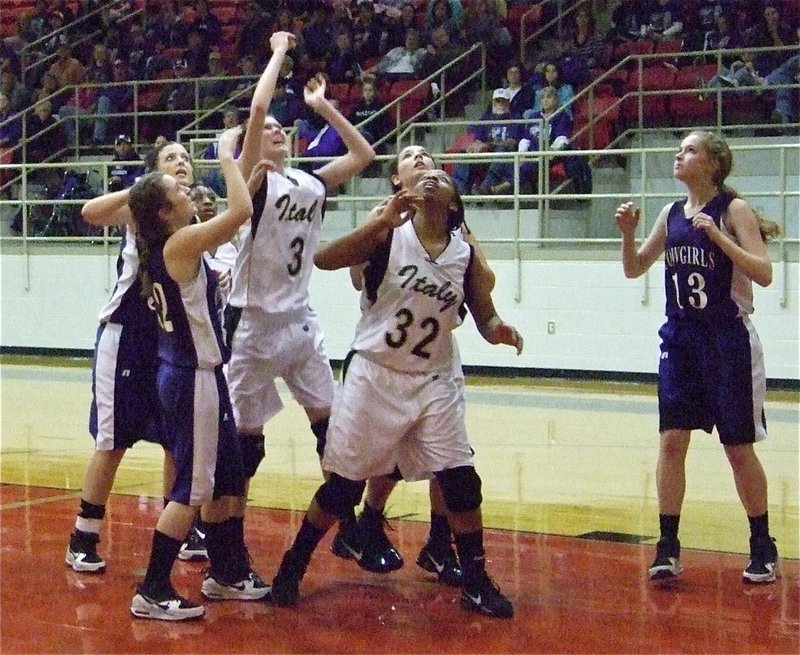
[1,360,797,654]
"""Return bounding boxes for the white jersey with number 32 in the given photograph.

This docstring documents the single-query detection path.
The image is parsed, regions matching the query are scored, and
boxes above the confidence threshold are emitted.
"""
[352,220,471,373]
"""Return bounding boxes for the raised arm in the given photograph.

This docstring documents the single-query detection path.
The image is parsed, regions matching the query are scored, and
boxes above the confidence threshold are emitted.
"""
[237,31,295,180]
[81,188,132,226]
[165,127,254,283]
[314,190,416,270]
[304,74,375,189]
[615,201,668,279]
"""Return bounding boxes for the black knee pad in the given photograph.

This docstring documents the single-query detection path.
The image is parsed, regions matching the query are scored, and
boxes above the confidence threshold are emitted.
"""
[314,473,366,519]
[239,433,265,479]
[310,417,329,457]
[435,466,482,513]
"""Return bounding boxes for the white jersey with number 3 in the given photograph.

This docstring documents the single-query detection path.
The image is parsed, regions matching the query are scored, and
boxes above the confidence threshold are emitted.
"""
[353,220,471,374]
[228,168,326,316]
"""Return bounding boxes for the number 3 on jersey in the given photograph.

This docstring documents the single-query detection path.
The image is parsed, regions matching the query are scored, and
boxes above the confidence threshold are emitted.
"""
[287,236,304,276]
[671,271,708,309]
[385,307,440,359]
[148,282,174,332]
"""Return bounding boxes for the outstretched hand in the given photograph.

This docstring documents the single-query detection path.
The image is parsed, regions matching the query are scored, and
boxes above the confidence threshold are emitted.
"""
[304,73,328,111]
[217,125,243,159]
[615,201,640,234]
[270,31,295,54]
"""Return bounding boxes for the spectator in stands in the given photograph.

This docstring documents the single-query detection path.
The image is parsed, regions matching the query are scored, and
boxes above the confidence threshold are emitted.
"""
[26,100,66,164]
[609,0,648,43]
[459,0,512,83]
[86,43,113,88]
[185,25,213,78]
[32,71,67,114]
[349,76,391,150]
[707,47,766,93]
[531,62,575,118]
[330,1,354,36]
[92,59,134,146]
[764,26,800,125]
[518,86,592,195]
[48,43,87,92]
[327,30,361,85]
[108,134,145,191]
[51,0,76,24]
[422,24,466,77]
[503,63,535,117]
[230,55,258,112]
[747,1,797,74]
[193,0,223,46]
[451,87,519,195]
[42,11,70,56]
[235,4,271,64]
[269,77,303,128]
[199,51,231,112]
[545,31,590,91]
[4,15,35,70]
[384,3,421,51]
[159,59,194,140]
[352,0,385,63]
[569,3,607,72]
[148,0,183,49]
[367,28,428,83]
[29,0,51,42]
[701,11,741,62]
[124,23,149,79]
[76,0,107,35]
[477,86,592,196]
[0,91,22,191]
[302,4,334,74]
[640,0,684,42]
[0,70,29,115]
[143,38,173,80]
[425,0,464,42]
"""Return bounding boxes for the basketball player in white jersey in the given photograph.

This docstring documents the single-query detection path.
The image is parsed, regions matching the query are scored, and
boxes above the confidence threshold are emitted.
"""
[269,170,522,619]
[333,145,498,584]
[225,33,375,520]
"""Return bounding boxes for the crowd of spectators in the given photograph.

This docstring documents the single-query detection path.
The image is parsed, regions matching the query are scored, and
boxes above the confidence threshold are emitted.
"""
[0,0,797,202]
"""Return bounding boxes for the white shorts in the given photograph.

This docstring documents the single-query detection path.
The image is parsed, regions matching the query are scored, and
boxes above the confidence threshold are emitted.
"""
[322,353,473,482]
[227,307,335,432]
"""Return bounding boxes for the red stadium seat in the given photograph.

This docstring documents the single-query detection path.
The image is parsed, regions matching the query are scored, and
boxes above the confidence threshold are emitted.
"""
[573,94,621,150]
[669,64,718,125]
[622,64,676,126]
[388,80,431,124]
[612,39,655,66]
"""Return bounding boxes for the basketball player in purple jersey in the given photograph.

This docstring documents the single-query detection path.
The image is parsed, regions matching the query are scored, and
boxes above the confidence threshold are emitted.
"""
[615,130,781,584]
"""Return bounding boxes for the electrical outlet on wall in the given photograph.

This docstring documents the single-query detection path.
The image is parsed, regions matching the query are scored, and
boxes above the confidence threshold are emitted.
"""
[547,321,556,335]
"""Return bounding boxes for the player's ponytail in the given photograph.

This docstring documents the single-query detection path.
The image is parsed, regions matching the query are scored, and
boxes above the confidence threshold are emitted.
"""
[129,172,172,299]
[691,130,781,243]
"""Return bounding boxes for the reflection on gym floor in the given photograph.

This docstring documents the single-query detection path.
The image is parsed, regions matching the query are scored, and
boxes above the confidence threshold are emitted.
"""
[1,362,797,654]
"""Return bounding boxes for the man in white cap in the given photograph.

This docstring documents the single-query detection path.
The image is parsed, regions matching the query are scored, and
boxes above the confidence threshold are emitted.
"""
[451,87,519,195]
